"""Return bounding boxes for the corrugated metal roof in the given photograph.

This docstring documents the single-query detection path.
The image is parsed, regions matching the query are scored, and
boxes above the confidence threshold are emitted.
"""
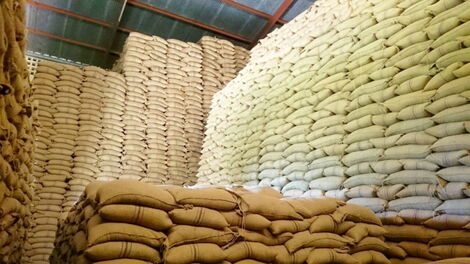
[26,0,314,68]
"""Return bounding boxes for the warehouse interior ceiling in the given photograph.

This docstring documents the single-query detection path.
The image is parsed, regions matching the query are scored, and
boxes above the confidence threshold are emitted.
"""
[26,0,314,68]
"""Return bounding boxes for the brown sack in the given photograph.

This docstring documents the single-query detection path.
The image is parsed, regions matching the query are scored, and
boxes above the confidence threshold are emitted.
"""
[273,246,312,264]
[430,244,470,259]
[352,250,390,264]
[221,211,271,231]
[283,198,339,218]
[88,223,166,248]
[345,224,387,242]
[351,237,390,254]
[428,258,470,264]
[240,193,302,220]
[390,257,430,264]
[333,204,382,225]
[94,260,152,264]
[270,218,313,235]
[430,230,470,246]
[85,242,161,263]
[424,214,470,230]
[169,206,229,229]
[384,225,438,243]
[285,231,354,253]
[234,227,292,246]
[309,215,355,234]
[167,225,235,247]
[307,248,359,264]
[225,242,277,263]
[99,204,173,231]
[377,211,405,225]
[398,241,441,260]
[96,180,178,211]
[165,243,225,264]
[385,242,408,259]
[168,186,238,210]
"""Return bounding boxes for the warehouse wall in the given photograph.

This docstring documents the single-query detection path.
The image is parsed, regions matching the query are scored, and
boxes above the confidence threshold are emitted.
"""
[0,0,35,263]
[198,0,470,217]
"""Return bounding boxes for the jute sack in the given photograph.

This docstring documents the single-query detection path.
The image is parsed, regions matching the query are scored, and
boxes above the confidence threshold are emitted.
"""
[333,204,382,225]
[225,242,277,262]
[352,251,390,264]
[430,245,470,258]
[269,218,313,235]
[98,204,172,231]
[283,197,339,218]
[235,228,293,246]
[165,243,225,264]
[344,224,387,243]
[309,215,355,234]
[95,180,178,211]
[384,225,438,243]
[430,230,470,246]
[167,187,239,210]
[169,207,229,229]
[85,242,161,262]
[221,211,271,231]
[378,211,405,225]
[307,248,359,264]
[424,214,470,230]
[285,231,354,253]
[274,246,312,264]
[397,242,440,260]
[167,225,235,247]
[87,223,166,248]
[426,258,470,264]
[239,193,302,220]
[92,259,151,264]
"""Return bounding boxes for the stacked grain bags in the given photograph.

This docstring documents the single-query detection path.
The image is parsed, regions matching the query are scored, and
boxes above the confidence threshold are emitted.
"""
[119,33,150,181]
[50,180,389,264]
[1,0,36,263]
[182,43,205,184]
[97,71,126,181]
[234,46,250,72]
[142,35,169,184]
[27,61,67,264]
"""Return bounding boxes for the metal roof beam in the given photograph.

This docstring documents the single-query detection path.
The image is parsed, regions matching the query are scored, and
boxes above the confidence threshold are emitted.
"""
[219,0,287,24]
[28,28,121,55]
[251,0,294,47]
[126,0,252,44]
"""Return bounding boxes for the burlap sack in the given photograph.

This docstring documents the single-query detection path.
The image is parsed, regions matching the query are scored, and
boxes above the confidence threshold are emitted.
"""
[98,204,173,231]
[225,241,277,263]
[273,246,312,264]
[430,245,470,258]
[352,250,390,264]
[285,231,354,253]
[384,225,438,243]
[235,228,292,246]
[221,211,271,231]
[87,223,166,248]
[351,237,390,254]
[240,193,302,220]
[345,224,387,243]
[167,225,235,247]
[165,243,225,264]
[307,248,359,264]
[284,197,339,218]
[430,230,470,246]
[85,242,161,262]
[333,204,382,225]
[169,207,229,229]
[424,215,470,230]
[269,218,313,235]
[309,215,355,234]
[167,187,238,210]
[398,241,441,260]
[95,180,178,211]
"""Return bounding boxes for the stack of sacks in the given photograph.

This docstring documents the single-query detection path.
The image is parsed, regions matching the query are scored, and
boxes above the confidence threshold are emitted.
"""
[182,43,204,184]
[143,35,169,184]
[119,33,151,181]
[57,65,83,213]
[27,60,64,264]
[217,39,238,85]
[234,46,250,72]
[97,71,126,181]
[70,66,102,206]
[1,0,35,262]
[165,39,189,185]
[199,36,227,121]
[50,180,391,264]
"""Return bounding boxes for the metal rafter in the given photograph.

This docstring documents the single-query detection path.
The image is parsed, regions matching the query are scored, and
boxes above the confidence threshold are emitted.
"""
[251,0,294,47]
[126,0,252,43]
[219,0,287,24]
[28,28,121,55]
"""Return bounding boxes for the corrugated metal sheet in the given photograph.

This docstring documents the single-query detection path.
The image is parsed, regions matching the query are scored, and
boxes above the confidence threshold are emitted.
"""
[26,0,314,68]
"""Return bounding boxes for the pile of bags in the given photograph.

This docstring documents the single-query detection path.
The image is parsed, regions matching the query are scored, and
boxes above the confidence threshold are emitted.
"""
[0,0,35,263]
[50,180,390,264]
